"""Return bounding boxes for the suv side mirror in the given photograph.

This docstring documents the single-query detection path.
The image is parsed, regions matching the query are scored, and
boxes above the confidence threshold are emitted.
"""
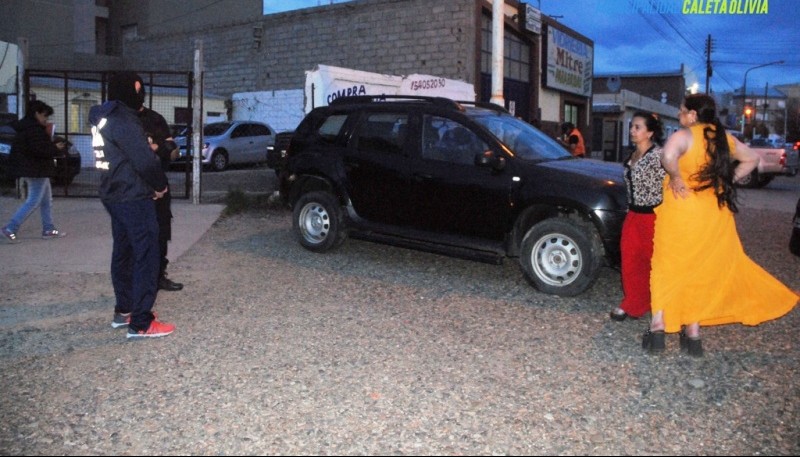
[475,151,506,170]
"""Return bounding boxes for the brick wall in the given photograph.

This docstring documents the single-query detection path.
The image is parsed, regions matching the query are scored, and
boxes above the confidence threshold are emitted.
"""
[123,0,478,101]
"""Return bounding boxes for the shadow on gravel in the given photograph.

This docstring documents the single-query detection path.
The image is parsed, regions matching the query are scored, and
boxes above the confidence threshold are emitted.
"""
[218,209,624,316]
[0,298,126,358]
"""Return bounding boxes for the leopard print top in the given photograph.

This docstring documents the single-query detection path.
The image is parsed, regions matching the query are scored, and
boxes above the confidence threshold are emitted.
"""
[623,145,665,213]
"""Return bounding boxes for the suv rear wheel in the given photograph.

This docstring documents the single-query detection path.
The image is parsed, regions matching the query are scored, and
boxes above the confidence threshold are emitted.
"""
[519,216,603,296]
[293,191,347,252]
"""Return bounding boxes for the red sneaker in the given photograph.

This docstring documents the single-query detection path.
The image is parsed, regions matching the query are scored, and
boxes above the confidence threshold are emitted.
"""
[126,320,175,339]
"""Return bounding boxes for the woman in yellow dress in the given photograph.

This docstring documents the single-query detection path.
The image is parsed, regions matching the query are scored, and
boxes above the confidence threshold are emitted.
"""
[643,94,798,357]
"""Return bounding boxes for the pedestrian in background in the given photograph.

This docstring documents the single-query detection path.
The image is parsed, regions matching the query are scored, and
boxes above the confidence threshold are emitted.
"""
[559,122,586,158]
[90,71,175,339]
[644,93,798,357]
[1,101,67,243]
[138,104,184,292]
[609,112,665,322]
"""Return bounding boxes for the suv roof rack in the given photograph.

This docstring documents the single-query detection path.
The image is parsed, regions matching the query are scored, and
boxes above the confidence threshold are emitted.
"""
[329,95,464,110]
[455,100,509,114]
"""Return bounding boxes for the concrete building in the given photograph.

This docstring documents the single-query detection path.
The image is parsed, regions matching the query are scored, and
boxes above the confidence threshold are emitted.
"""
[591,69,685,161]
[0,0,259,72]
[2,0,595,147]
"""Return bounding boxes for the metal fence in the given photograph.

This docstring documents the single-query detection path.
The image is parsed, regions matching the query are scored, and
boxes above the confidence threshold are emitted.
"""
[24,70,194,198]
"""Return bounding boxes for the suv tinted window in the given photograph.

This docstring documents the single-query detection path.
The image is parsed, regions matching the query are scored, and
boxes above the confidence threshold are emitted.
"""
[318,114,348,142]
[422,115,486,165]
[354,112,408,156]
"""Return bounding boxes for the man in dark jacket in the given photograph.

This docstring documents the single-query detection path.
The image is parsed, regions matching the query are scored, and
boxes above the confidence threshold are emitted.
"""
[90,71,175,339]
[138,105,184,291]
[2,100,67,243]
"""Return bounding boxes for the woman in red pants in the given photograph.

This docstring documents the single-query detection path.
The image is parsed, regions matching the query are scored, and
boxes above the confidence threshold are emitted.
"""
[610,112,665,321]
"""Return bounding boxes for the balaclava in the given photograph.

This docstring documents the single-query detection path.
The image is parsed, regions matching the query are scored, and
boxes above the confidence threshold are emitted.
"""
[108,72,144,110]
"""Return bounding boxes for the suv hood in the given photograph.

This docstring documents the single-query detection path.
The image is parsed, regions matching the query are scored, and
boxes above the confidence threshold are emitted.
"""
[538,158,625,184]
[530,158,627,210]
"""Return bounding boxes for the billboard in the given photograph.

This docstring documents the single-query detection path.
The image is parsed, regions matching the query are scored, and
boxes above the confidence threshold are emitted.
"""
[544,26,593,97]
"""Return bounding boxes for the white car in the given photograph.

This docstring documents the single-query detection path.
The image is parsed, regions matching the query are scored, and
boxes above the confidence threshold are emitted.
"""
[176,120,276,171]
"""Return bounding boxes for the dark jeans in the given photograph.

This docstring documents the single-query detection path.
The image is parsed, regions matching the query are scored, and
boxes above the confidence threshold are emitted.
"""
[155,193,172,278]
[103,199,160,332]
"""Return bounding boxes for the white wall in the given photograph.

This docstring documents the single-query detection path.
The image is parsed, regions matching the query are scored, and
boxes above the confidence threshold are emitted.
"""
[231,90,305,133]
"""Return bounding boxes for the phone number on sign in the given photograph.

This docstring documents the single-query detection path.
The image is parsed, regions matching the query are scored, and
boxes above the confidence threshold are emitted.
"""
[410,78,446,91]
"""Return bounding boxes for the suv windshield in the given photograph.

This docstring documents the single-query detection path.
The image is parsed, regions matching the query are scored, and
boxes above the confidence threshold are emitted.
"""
[470,111,571,161]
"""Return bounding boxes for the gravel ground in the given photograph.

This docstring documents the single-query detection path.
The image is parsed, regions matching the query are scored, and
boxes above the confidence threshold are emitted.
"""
[1,194,799,455]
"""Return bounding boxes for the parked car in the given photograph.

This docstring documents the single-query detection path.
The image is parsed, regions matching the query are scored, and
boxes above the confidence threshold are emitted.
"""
[0,124,81,185]
[280,96,628,296]
[174,120,276,171]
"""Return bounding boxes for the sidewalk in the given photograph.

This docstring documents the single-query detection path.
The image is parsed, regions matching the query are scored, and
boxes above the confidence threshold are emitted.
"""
[0,197,224,274]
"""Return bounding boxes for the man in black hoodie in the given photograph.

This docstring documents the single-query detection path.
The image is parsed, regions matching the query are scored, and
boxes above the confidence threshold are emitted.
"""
[138,104,184,292]
[1,101,67,243]
[89,71,175,339]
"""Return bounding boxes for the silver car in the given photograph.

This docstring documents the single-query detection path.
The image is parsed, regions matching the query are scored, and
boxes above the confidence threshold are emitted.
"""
[177,120,275,171]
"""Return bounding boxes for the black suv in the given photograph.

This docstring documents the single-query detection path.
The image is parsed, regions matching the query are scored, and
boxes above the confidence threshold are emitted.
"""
[280,96,627,296]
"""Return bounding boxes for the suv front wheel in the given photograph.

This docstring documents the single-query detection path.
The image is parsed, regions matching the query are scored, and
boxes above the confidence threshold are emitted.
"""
[519,216,603,296]
[293,191,347,252]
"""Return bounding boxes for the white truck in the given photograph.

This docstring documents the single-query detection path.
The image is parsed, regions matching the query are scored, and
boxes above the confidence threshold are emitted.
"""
[733,134,799,188]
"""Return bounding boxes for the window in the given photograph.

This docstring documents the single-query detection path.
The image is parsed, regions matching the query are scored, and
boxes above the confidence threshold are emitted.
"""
[122,24,138,41]
[95,17,110,55]
[231,125,251,138]
[422,115,486,165]
[355,113,408,156]
[250,124,271,136]
[70,100,97,134]
[564,103,579,126]
[480,15,530,82]
[317,114,347,142]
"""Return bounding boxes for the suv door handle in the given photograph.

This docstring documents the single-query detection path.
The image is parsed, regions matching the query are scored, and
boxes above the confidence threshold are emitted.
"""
[413,173,433,181]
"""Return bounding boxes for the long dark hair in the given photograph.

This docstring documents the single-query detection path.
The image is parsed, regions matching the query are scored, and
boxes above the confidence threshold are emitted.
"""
[684,94,738,212]
[632,111,665,146]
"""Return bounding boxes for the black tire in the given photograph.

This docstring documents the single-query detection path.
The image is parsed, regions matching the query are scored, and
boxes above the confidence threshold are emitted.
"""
[754,175,773,189]
[737,169,759,188]
[211,150,228,171]
[292,191,347,252]
[519,215,603,296]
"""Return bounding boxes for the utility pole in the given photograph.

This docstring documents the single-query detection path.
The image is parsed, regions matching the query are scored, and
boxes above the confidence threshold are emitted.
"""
[192,40,203,205]
[490,0,505,107]
[704,35,713,94]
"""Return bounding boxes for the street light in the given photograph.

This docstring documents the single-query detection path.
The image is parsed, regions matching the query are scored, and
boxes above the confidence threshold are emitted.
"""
[741,60,784,134]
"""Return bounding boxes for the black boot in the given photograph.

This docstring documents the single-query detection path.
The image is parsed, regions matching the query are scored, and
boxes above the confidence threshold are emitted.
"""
[642,329,665,354]
[158,276,184,291]
[679,329,704,357]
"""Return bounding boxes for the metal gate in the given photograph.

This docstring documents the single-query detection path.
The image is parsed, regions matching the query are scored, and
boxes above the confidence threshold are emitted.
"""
[23,70,194,198]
